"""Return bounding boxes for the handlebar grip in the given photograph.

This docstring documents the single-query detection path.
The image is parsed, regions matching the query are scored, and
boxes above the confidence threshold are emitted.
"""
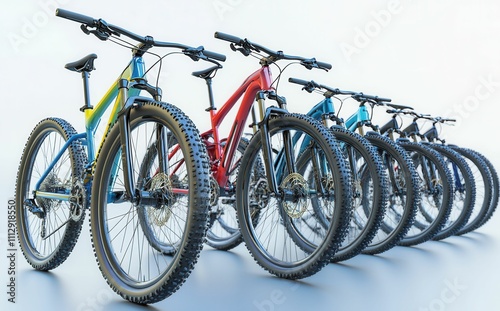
[55,8,96,26]
[203,49,226,62]
[214,32,243,45]
[288,77,311,86]
[316,61,332,70]
[377,96,392,103]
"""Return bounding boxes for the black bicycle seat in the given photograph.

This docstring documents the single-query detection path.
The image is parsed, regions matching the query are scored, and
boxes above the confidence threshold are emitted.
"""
[65,53,98,73]
[192,65,220,79]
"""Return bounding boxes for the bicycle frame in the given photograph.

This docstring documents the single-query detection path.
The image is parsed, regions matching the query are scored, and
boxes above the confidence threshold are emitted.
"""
[33,57,145,202]
[268,96,371,192]
[421,123,464,192]
[382,114,449,195]
[292,97,370,160]
[197,66,274,188]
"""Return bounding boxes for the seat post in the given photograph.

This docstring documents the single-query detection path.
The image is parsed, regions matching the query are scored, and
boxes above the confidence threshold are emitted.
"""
[205,77,216,112]
[80,71,93,112]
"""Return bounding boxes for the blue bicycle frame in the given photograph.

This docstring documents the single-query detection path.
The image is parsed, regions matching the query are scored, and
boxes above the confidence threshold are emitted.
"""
[33,57,145,203]
[296,96,371,156]
[274,96,370,180]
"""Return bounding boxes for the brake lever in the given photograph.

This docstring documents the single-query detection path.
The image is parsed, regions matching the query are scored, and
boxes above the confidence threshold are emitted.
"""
[300,59,316,70]
[80,19,119,41]
[300,58,329,72]
[183,46,204,61]
[230,42,252,56]
[302,85,315,93]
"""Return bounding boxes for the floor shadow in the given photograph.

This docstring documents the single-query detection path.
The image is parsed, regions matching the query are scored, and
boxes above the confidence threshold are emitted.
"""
[104,300,163,311]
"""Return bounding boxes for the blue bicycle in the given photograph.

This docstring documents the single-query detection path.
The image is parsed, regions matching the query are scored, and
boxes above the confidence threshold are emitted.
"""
[287,78,420,255]
[15,9,226,304]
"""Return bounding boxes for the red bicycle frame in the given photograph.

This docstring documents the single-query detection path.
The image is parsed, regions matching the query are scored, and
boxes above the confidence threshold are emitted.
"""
[189,65,274,189]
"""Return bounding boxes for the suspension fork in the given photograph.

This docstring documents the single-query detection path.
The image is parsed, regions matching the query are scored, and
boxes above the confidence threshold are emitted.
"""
[421,155,437,192]
[383,152,401,195]
[309,142,327,196]
[155,124,169,176]
[451,162,463,192]
[255,91,289,196]
[117,79,137,201]
[116,80,160,202]
[346,144,359,184]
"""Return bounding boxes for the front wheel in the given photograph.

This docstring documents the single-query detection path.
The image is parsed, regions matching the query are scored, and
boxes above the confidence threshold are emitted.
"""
[362,133,419,255]
[327,127,388,262]
[450,147,494,234]
[398,141,453,246]
[91,102,210,304]
[429,144,475,240]
[236,113,351,279]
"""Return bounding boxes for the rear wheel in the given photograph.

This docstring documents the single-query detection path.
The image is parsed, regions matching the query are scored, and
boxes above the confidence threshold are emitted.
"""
[205,138,251,251]
[15,118,87,271]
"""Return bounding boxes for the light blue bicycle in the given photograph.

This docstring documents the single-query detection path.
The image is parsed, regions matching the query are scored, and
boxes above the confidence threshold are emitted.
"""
[286,78,421,254]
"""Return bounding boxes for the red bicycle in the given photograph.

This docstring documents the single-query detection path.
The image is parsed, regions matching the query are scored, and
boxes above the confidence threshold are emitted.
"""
[140,32,352,279]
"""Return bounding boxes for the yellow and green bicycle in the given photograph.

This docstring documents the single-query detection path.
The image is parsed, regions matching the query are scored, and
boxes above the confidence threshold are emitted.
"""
[15,9,225,304]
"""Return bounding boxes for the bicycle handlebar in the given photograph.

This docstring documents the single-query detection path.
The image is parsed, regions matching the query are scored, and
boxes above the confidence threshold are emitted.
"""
[215,32,332,70]
[386,108,434,121]
[353,93,392,104]
[288,77,356,95]
[56,8,226,62]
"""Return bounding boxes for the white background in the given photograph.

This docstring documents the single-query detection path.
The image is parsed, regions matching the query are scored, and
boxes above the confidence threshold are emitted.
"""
[1,0,500,310]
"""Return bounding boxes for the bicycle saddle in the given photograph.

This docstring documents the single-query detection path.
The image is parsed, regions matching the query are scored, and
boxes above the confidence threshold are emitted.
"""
[192,65,220,79]
[65,53,97,73]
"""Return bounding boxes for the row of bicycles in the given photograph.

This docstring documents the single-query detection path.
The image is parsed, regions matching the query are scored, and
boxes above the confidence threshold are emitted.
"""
[14,9,498,304]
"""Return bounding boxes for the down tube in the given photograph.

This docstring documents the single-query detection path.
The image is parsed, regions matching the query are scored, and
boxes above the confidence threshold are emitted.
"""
[217,81,262,185]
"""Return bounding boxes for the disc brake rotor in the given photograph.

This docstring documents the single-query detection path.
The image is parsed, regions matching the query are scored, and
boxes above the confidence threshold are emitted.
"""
[280,173,309,218]
[147,173,173,226]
